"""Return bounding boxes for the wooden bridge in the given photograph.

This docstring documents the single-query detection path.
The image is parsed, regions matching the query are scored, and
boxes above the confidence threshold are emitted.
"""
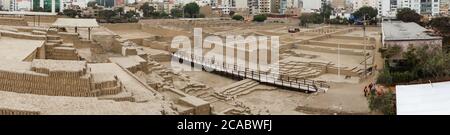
[172,52,330,93]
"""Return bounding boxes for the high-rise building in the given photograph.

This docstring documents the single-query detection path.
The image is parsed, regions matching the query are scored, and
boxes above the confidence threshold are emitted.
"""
[17,0,32,11]
[96,0,114,8]
[352,0,377,11]
[377,0,442,17]
[271,0,280,13]
[300,0,327,13]
[248,0,259,14]
[32,0,63,12]
[280,0,300,15]
[259,0,271,13]
[439,0,449,15]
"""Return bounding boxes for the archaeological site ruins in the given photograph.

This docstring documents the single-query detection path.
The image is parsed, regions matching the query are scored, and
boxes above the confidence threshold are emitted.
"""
[0,14,381,115]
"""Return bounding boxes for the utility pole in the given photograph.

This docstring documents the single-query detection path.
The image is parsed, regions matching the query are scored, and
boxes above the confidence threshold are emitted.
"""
[363,13,367,78]
[338,44,341,78]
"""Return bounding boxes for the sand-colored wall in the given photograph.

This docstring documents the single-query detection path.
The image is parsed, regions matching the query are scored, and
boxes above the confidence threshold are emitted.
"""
[92,34,116,51]
[0,109,40,115]
[0,68,122,97]
[102,23,142,31]
[326,67,361,76]
[0,31,46,40]
[307,41,375,50]
[0,70,93,96]
[23,16,59,23]
[0,17,28,26]
[58,32,79,43]
[298,45,365,56]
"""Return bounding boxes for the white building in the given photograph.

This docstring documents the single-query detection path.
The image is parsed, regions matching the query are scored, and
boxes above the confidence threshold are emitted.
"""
[439,0,449,15]
[248,0,258,14]
[377,0,442,17]
[301,0,322,11]
[64,0,89,9]
[352,0,377,11]
[246,0,270,14]
[195,0,210,6]
[279,0,300,15]
[1,0,15,11]
[17,0,32,11]
[331,0,345,9]
[397,81,450,115]
[259,0,271,14]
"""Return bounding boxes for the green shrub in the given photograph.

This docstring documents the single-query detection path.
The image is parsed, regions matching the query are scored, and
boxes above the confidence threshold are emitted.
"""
[368,90,396,115]
[253,14,267,22]
[232,15,244,21]
[377,69,393,85]
[391,71,417,84]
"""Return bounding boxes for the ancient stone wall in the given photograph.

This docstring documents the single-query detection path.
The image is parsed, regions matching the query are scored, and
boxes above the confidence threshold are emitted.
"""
[23,15,59,23]
[0,59,123,97]
[92,33,116,51]
[0,109,40,115]
[48,47,80,60]
[0,70,93,96]
[0,17,28,26]
[23,49,38,62]
[58,32,79,43]
[0,30,46,40]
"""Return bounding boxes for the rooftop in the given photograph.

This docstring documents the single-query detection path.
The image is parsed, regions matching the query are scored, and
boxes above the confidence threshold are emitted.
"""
[382,21,442,41]
[52,18,99,28]
[397,81,450,115]
[0,37,44,61]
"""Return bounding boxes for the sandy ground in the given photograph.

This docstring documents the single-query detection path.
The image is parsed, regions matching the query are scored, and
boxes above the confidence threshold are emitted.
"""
[0,37,44,61]
[235,88,308,115]
[313,74,360,84]
[299,78,374,114]
[338,30,380,38]
[112,30,155,39]
[291,49,365,68]
[160,62,238,89]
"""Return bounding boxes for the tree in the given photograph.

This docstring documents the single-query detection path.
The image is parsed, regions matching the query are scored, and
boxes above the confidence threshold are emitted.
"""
[379,45,401,59]
[352,6,378,22]
[430,17,450,35]
[115,7,124,17]
[87,1,97,8]
[368,89,396,115]
[377,68,393,85]
[170,8,183,18]
[63,9,79,18]
[140,2,155,17]
[184,2,200,18]
[299,13,323,26]
[98,10,116,19]
[320,3,333,22]
[232,15,244,21]
[396,8,421,24]
[152,11,169,18]
[125,10,140,18]
[253,14,267,22]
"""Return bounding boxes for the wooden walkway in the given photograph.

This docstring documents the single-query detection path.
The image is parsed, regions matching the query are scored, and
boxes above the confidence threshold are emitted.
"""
[172,52,330,93]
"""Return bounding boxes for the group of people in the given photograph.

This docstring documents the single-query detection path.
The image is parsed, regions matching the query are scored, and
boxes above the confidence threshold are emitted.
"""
[363,82,384,97]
